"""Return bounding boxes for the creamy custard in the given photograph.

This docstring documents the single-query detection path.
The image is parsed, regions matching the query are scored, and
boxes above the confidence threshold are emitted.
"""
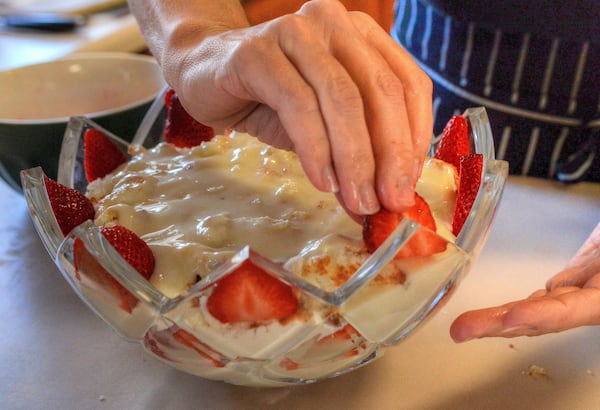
[87,132,457,301]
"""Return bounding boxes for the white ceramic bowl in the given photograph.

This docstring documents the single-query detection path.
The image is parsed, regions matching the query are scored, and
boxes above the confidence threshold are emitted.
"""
[0,52,166,191]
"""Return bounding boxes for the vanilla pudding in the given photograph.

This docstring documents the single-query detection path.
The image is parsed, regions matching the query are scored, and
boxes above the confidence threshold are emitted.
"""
[88,132,457,296]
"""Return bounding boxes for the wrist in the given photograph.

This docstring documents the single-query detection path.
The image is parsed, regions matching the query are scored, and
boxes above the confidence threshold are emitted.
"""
[129,0,250,90]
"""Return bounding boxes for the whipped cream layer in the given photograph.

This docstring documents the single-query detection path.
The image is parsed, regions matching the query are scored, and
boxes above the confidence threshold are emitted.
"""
[87,132,457,300]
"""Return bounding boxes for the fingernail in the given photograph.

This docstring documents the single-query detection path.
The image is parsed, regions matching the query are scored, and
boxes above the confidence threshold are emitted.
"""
[453,336,474,343]
[322,164,339,193]
[358,182,379,215]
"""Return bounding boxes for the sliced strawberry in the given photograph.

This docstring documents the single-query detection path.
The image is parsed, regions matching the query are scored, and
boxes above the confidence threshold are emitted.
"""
[206,260,298,323]
[73,225,155,313]
[164,88,215,148]
[99,225,155,278]
[452,153,483,235]
[43,175,95,236]
[83,128,128,182]
[434,115,470,169]
[363,193,447,258]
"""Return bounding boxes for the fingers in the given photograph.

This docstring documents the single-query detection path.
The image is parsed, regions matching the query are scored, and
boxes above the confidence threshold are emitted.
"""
[295,1,432,213]
[325,12,416,211]
[181,0,433,215]
[449,303,516,342]
[216,27,338,195]
[349,11,433,190]
[546,222,600,289]
[453,223,600,342]
[240,5,420,215]
[546,258,600,289]
[450,285,600,342]
[275,13,380,214]
[565,221,600,269]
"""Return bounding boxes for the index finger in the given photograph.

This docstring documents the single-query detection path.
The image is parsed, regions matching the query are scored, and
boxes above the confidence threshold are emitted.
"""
[450,287,600,342]
[350,12,433,184]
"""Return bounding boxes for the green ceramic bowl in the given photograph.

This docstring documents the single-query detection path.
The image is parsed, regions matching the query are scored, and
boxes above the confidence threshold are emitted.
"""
[0,52,166,192]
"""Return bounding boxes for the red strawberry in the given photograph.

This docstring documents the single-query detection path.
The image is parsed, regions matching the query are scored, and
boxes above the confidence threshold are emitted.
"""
[99,225,155,278]
[434,115,470,169]
[74,225,155,313]
[84,128,128,182]
[164,88,215,148]
[363,193,447,258]
[44,175,95,236]
[452,153,483,235]
[207,260,298,323]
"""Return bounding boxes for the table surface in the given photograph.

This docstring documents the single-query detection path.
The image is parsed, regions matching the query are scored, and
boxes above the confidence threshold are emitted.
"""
[1,175,599,410]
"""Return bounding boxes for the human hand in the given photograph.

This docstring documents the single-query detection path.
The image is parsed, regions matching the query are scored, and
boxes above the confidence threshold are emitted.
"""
[450,222,600,341]
[155,0,432,217]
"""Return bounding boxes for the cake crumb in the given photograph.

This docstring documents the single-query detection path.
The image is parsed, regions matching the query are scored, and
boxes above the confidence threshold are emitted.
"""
[98,395,106,402]
[587,369,595,376]
[523,364,549,379]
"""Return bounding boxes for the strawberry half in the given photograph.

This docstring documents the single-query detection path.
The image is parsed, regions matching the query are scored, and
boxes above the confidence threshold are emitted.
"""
[434,115,470,169]
[363,193,447,258]
[74,225,155,313]
[99,225,155,278]
[44,175,95,236]
[206,260,298,324]
[452,153,483,235]
[84,128,128,182]
[164,88,215,148]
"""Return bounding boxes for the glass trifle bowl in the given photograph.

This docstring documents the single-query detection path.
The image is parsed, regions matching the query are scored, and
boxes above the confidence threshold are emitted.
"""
[21,88,508,387]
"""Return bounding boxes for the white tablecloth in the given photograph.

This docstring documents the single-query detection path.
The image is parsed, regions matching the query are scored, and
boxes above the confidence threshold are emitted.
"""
[1,176,599,409]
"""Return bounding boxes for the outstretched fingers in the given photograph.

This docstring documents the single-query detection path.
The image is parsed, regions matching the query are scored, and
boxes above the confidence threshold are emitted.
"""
[450,285,600,342]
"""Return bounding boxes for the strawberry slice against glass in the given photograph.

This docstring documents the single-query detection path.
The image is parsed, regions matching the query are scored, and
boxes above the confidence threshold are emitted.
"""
[83,128,128,182]
[363,193,447,258]
[164,88,215,148]
[452,153,484,236]
[74,225,155,313]
[434,115,470,170]
[206,259,299,324]
[43,175,95,236]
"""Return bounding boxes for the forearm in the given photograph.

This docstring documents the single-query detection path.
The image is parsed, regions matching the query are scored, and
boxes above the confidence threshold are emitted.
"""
[127,0,250,88]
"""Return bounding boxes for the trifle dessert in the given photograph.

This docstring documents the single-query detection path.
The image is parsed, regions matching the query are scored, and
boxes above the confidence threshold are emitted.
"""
[21,89,507,386]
